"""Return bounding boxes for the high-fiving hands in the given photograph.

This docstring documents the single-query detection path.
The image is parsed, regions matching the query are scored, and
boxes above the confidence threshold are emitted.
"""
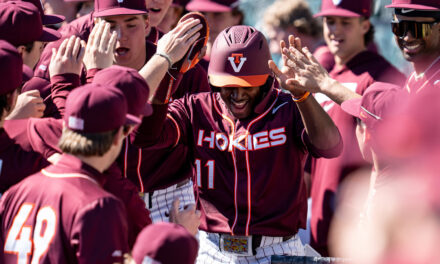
[269,35,333,96]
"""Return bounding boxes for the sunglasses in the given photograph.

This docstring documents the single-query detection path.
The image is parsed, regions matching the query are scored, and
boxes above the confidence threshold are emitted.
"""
[391,20,439,39]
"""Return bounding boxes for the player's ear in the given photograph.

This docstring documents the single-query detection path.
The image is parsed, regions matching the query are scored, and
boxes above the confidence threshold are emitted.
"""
[360,18,370,35]
[16,45,26,56]
[364,128,371,144]
[144,14,150,33]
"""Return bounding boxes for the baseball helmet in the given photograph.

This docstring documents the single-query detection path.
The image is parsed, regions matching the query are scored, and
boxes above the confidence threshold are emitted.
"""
[208,25,272,87]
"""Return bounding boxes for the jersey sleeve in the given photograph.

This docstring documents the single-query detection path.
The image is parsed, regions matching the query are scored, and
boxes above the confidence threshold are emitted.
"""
[71,197,129,264]
[50,73,81,117]
[103,164,152,248]
[4,118,62,159]
[132,96,192,149]
[290,98,343,158]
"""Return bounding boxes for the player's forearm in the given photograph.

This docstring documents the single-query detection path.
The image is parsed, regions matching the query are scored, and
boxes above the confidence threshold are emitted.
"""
[319,77,361,105]
[295,95,341,150]
[138,54,170,104]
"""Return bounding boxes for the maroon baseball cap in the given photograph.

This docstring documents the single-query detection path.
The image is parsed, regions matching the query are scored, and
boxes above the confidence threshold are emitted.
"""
[0,40,22,95]
[186,0,239,12]
[0,0,65,25]
[208,25,271,87]
[92,65,152,117]
[132,222,199,264]
[0,1,61,46]
[93,0,147,17]
[64,84,141,133]
[314,0,371,18]
[341,82,405,130]
[386,0,440,10]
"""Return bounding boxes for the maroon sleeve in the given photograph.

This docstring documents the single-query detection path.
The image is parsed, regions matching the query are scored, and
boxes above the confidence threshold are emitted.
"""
[86,68,100,84]
[302,129,343,158]
[4,118,62,159]
[50,73,81,117]
[103,164,152,248]
[131,104,169,147]
[132,96,192,149]
[71,197,129,264]
[21,76,62,118]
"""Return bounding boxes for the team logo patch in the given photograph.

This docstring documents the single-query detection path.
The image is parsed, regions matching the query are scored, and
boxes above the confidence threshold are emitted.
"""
[228,53,247,73]
[68,116,84,131]
[332,0,342,6]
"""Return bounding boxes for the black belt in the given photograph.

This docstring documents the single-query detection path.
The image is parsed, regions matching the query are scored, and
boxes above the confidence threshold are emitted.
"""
[251,235,294,255]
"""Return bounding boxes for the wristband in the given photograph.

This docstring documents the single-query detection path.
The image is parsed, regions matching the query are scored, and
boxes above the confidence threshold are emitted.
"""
[292,91,310,103]
[154,52,173,69]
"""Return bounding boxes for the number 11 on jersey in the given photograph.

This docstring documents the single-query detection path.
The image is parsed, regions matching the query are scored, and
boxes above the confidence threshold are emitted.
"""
[195,159,215,189]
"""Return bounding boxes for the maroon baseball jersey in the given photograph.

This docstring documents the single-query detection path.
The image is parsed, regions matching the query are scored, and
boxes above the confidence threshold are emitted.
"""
[0,154,129,263]
[404,56,440,94]
[0,128,49,193]
[138,87,342,236]
[309,50,406,256]
[120,65,210,194]
[3,117,152,247]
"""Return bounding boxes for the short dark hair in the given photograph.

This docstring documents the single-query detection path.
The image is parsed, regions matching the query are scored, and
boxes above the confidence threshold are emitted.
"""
[361,17,375,46]
[14,42,34,53]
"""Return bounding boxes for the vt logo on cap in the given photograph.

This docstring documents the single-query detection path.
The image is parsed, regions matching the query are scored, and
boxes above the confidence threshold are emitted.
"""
[332,0,342,6]
[228,53,247,73]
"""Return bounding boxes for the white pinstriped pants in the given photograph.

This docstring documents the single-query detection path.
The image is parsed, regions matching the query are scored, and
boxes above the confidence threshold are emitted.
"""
[146,179,196,223]
[196,230,306,264]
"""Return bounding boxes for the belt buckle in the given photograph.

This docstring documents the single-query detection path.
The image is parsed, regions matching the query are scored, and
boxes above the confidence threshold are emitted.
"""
[219,234,253,256]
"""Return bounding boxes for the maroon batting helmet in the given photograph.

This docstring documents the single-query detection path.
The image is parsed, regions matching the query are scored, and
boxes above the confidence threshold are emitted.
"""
[208,25,271,87]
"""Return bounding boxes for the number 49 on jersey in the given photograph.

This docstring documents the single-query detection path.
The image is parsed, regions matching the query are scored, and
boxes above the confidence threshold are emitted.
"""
[4,203,57,264]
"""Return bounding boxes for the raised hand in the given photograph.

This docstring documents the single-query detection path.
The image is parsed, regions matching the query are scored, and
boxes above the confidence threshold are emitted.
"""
[6,90,46,119]
[169,198,201,236]
[49,36,86,77]
[156,18,203,67]
[269,35,332,95]
[83,21,117,70]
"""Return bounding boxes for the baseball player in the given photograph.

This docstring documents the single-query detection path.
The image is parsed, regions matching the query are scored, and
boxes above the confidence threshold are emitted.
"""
[282,0,406,256]
[19,0,208,225]
[340,83,407,221]
[385,0,440,94]
[0,1,62,120]
[0,1,61,76]
[0,83,140,263]
[0,40,50,195]
[2,27,154,248]
[3,16,203,242]
[135,25,342,263]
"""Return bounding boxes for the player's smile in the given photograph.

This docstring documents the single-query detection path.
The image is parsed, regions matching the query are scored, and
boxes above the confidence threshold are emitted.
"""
[399,39,424,57]
[220,86,262,119]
